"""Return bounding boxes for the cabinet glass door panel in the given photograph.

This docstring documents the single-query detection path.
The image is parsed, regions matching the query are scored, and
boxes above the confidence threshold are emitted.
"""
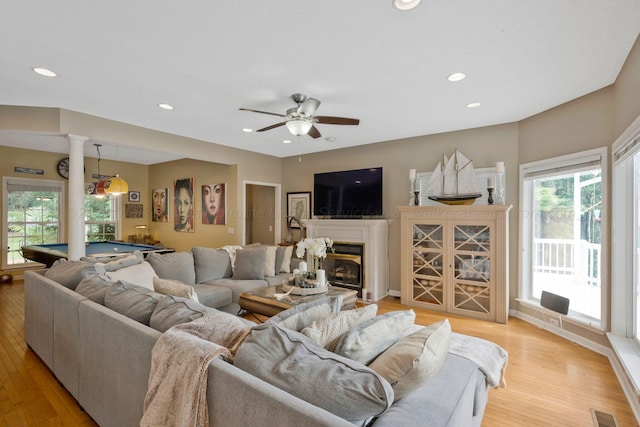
[413,224,443,250]
[454,282,490,313]
[413,252,444,277]
[412,277,444,306]
[454,255,490,283]
[454,225,490,252]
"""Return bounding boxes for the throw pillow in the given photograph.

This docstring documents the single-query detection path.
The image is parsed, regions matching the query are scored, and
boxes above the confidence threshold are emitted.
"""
[301,304,378,352]
[97,251,144,272]
[368,319,451,401]
[234,323,394,423]
[75,273,113,304]
[263,245,277,277]
[145,251,196,284]
[105,261,158,290]
[104,280,164,325]
[153,277,199,302]
[335,309,417,365]
[232,247,267,280]
[267,295,343,331]
[192,247,232,282]
[44,260,98,290]
[276,245,294,273]
[149,295,213,332]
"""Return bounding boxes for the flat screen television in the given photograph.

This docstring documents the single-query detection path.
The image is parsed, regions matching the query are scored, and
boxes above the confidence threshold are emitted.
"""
[314,167,383,218]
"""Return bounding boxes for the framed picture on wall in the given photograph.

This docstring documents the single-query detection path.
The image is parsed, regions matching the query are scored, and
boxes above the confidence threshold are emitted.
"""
[287,191,311,228]
[202,183,226,225]
[152,188,168,222]
[128,191,140,202]
[174,178,194,232]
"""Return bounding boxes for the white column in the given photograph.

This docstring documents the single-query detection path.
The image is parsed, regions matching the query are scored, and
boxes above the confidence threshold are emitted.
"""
[67,134,88,260]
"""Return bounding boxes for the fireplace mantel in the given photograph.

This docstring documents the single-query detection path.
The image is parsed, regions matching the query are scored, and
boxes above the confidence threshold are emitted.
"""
[302,219,390,301]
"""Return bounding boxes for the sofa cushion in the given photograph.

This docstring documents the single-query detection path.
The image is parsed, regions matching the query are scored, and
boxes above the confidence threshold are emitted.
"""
[368,319,451,401]
[44,260,98,290]
[267,296,342,331]
[300,304,378,352]
[335,309,416,365]
[276,245,294,273]
[232,247,267,280]
[146,251,196,285]
[235,323,394,424]
[104,280,164,325]
[153,277,199,302]
[192,247,232,282]
[75,274,112,304]
[105,261,158,290]
[149,295,214,332]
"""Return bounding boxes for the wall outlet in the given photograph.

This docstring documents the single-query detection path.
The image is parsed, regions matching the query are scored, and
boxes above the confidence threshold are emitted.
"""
[227,227,234,234]
[549,318,560,327]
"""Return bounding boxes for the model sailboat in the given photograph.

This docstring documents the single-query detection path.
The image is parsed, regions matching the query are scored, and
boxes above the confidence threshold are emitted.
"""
[427,150,482,205]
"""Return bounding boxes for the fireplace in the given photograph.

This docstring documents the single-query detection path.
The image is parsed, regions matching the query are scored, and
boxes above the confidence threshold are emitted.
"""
[325,242,364,298]
[303,219,389,301]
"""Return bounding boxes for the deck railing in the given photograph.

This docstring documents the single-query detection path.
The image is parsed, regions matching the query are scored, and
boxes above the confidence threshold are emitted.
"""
[533,238,600,287]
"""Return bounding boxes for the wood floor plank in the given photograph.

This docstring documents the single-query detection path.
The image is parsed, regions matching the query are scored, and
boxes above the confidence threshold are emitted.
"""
[1,280,637,426]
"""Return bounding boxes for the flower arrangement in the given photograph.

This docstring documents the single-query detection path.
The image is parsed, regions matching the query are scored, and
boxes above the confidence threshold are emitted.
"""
[296,237,334,271]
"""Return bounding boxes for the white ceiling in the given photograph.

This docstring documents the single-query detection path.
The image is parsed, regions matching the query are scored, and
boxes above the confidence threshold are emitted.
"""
[1,1,639,164]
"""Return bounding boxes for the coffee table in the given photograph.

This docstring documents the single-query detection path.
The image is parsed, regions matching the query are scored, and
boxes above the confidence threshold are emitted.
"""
[239,284,358,317]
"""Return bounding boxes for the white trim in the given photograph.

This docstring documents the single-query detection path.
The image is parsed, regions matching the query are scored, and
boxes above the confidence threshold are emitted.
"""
[613,113,640,164]
[607,334,640,424]
[518,147,608,329]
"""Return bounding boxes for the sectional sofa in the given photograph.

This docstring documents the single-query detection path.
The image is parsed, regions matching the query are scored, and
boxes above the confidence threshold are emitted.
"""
[23,246,504,427]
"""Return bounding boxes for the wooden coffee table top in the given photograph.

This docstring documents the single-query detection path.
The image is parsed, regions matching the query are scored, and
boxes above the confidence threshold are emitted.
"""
[239,284,357,317]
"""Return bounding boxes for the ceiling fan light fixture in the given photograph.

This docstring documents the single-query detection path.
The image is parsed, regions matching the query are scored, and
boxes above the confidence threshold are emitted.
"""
[393,0,421,11]
[286,120,312,136]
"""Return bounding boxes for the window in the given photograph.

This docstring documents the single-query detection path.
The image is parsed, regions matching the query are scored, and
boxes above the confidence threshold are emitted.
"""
[2,177,64,268]
[85,193,119,242]
[519,147,607,329]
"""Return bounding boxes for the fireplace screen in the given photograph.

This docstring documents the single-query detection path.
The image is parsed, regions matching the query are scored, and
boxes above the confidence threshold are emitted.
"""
[325,243,364,297]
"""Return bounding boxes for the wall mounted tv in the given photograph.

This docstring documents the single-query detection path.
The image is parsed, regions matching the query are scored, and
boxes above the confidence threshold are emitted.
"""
[314,167,383,218]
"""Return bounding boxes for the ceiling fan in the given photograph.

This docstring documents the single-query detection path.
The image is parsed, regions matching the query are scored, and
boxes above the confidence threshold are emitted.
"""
[239,93,360,139]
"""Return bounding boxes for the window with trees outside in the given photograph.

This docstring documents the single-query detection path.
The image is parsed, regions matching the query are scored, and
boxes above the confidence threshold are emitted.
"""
[2,177,64,267]
[85,193,119,242]
[520,147,607,329]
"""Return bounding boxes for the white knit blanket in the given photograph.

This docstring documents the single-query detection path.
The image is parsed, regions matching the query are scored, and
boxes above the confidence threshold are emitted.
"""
[449,332,508,388]
[140,313,251,427]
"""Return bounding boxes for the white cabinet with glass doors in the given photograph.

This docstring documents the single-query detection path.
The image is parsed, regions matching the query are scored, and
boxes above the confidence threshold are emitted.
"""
[399,205,511,323]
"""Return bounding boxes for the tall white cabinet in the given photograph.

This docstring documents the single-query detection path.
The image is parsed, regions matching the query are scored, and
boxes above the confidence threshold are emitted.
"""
[398,205,512,323]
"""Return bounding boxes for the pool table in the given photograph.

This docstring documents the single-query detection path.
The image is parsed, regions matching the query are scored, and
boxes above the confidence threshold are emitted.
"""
[21,241,175,267]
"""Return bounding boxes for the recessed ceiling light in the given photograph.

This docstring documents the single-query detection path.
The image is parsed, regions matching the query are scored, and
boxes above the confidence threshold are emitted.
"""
[325,137,337,142]
[158,103,174,110]
[393,0,421,11]
[447,72,466,82]
[32,67,57,77]
[242,128,253,133]
[466,102,481,108]
[282,140,292,144]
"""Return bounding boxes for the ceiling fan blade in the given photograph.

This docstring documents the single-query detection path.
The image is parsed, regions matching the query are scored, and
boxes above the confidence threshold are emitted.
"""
[314,116,360,126]
[239,108,286,118]
[308,126,321,139]
[256,122,287,132]
[297,98,321,116]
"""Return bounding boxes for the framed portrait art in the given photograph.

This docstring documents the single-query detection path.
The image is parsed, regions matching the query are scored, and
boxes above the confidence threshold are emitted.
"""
[287,191,311,228]
[202,183,226,225]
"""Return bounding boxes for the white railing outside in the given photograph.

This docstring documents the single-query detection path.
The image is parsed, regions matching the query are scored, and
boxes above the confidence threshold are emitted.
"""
[533,238,601,288]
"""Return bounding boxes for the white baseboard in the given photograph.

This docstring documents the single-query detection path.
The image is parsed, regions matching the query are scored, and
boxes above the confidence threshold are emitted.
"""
[388,289,401,297]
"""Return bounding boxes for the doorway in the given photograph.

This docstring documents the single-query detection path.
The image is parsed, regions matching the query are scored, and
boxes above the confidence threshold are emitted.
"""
[243,181,281,245]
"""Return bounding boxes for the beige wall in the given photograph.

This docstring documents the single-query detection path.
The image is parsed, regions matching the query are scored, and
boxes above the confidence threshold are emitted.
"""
[147,159,237,252]
[281,123,520,297]
[614,34,640,136]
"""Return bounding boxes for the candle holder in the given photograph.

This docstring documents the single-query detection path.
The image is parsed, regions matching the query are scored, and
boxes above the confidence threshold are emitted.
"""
[414,190,420,206]
[409,178,416,205]
[487,187,494,205]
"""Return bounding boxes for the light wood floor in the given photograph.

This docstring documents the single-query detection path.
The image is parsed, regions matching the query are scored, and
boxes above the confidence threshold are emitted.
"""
[1,280,637,427]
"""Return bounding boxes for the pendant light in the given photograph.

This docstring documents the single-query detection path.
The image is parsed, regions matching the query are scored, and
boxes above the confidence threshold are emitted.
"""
[103,145,129,195]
